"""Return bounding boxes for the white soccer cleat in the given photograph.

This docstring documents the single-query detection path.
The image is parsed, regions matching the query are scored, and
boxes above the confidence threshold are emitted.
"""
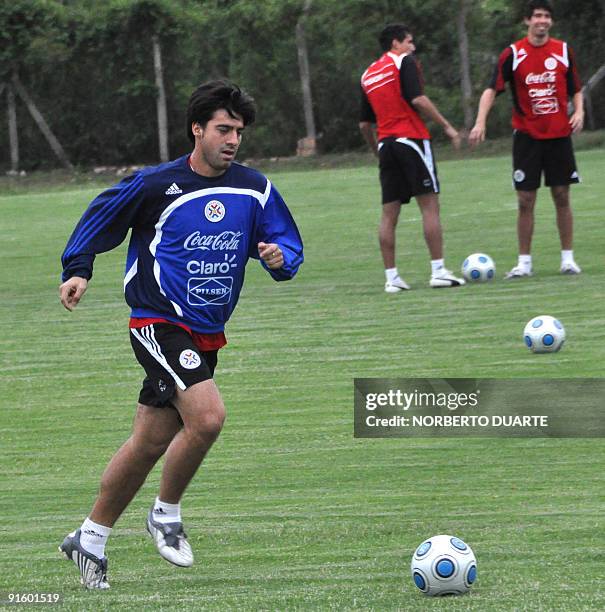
[429,268,465,288]
[505,265,533,279]
[59,530,110,589]
[385,277,411,293]
[560,261,581,274]
[147,510,194,567]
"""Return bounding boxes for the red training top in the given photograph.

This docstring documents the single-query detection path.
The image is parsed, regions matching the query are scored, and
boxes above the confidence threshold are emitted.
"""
[360,52,430,141]
[491,37,582,139]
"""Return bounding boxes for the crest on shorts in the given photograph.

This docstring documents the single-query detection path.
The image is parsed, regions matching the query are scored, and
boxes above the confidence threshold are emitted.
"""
[205,200,225,222]
[513,169,525,183]
[179,349,201,369]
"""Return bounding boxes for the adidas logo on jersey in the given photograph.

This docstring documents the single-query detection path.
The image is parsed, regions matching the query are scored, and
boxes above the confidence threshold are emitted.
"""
[165,183,183,195]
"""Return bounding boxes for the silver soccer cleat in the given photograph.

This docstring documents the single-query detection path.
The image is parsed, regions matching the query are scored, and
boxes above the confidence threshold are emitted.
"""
[146,510,194,567]
[59,530,109,590]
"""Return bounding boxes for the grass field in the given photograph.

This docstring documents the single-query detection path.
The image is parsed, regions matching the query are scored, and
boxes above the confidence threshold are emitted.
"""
[1,149,603,610]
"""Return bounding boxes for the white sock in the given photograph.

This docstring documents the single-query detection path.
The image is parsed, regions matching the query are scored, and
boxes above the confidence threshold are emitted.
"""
[561,250,574,264]
[385,267,399,283]
[518,255,532,271]
[152,497,182,524]
[79,517,111,558]
[431,259,445,276]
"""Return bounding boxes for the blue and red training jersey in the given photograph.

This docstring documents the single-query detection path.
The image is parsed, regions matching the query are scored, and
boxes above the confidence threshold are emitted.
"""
[62,156,304,336]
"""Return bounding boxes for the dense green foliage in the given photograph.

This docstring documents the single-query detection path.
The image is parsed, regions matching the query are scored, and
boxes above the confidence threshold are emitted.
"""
[1,150,604,608]
[0,0,603,169]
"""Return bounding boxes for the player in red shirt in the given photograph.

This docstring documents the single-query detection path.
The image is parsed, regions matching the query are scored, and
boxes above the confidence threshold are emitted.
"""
[470,0,584,278]
[359,24,465,292]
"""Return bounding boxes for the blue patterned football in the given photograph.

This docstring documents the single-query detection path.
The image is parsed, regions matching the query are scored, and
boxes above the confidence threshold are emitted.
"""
[524,315,566,353]
[461,253,495,282]
[411,534,477,596]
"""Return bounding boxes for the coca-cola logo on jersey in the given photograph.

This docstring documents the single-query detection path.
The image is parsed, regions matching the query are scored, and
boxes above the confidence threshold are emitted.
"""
[525,71,556,85]
[184,231,243,251]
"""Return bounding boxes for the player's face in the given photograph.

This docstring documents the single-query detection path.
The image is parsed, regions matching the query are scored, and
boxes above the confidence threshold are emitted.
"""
[192,109,244,177]
[525,9,553,41]
[392,34,415,56]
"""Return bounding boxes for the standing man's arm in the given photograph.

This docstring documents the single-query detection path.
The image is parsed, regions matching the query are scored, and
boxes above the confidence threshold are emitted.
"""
[469,48,512,147]
[569,91,584,133]
[410,95,461,148]
[359,121,378,156]
[469,88,497,146]
[567,48,584,134]
[399,55,460,148]
[359,87,378,156]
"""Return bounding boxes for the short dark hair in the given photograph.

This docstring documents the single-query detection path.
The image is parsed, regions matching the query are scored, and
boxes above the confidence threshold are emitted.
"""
[379,24,411,52]
[186,79,256,143]
[525,0,554,19]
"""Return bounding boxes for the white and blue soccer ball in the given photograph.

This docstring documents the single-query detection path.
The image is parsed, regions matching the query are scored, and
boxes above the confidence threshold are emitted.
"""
[461,253,495,282]
[524,315,566,353]
[411,534,477,596]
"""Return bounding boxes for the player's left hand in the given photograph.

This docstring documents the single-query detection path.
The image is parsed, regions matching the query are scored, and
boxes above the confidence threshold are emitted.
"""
[444,125,461,150]
[258,242,283,269]
[569,111,584,134]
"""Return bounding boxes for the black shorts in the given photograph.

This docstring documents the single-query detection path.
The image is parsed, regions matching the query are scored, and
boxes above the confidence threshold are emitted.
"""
[378,137,440,204]
[512,131,580,191]
[130,323,218,408]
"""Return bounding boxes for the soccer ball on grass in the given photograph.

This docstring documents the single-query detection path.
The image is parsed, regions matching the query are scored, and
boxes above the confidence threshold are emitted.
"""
[523,315,565,353]
[461,253,495,282]
[411,534,477,596]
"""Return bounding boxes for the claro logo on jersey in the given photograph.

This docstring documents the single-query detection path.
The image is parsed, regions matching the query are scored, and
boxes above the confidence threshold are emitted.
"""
[184,231,243,251]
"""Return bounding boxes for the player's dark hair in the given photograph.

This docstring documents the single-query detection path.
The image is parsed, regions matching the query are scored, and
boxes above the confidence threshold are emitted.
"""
[525,0,554,19]
[186,79,256,143]
[379,24,411,52]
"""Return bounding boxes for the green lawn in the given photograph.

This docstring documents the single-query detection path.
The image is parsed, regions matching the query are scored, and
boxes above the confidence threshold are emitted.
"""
[0,149,603,610]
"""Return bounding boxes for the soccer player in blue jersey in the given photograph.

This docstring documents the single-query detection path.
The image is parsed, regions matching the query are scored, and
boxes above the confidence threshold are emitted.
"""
[58,80,303,589]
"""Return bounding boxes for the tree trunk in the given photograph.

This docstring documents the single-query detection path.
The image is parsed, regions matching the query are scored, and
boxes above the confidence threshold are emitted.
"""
[6,84,19,173]
[153,35,169,162]
[12,74,73,171]
[457,0,473,130]
[582,63,605,131]
[295,0,316,156]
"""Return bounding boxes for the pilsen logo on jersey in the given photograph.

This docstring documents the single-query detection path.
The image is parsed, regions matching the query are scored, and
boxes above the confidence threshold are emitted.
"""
[205,200,225,222]
[532,98,559,114]
[184,230,243,251]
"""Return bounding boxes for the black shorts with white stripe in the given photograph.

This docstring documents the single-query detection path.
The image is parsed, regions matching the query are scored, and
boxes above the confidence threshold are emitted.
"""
[130,323,217,408]
[378,137,440,204]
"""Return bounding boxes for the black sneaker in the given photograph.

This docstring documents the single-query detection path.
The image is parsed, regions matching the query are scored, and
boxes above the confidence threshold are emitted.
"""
[146,509,194,567]
[59,529,110,589]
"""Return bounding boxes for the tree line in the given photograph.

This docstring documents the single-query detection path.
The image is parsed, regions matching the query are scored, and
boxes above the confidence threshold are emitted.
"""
[1,0,603,171]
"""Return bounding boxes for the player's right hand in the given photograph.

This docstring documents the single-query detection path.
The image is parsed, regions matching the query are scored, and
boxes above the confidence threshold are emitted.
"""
[59,276,88,311]
[468,125,486,147]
